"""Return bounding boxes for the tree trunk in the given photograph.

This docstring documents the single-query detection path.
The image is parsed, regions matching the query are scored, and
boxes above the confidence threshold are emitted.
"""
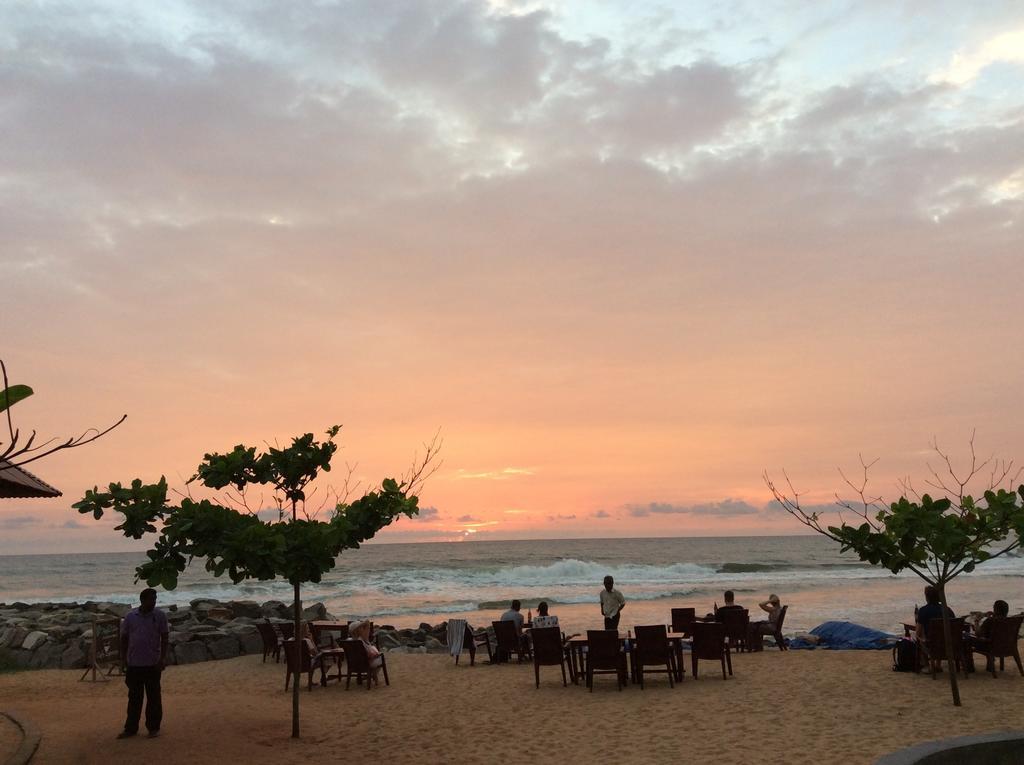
[937,583,961,707]
[292,579,301,737]
[291,497,301,738]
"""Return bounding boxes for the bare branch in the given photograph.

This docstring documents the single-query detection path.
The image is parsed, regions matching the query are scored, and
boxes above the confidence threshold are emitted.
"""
[401,429,444,497]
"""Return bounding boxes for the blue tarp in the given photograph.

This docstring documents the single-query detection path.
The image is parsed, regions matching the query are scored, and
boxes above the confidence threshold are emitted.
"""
[787,621,898,650]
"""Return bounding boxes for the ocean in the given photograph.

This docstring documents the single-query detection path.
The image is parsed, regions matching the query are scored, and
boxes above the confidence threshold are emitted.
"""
[2,536,1021,636]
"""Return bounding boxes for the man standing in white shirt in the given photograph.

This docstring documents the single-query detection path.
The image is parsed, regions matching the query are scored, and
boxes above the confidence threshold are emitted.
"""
[600,575,626,630]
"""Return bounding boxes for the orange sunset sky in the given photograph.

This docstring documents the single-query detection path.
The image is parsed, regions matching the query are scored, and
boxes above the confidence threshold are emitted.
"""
[2,1,1023,554]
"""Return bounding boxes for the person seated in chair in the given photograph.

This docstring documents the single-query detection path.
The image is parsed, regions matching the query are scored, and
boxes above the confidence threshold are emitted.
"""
[712,590,743,620]
[349,619,383,685]
[500,600,525,632]
[532,601,559,629]
[750,594,782,634]
[915,585,955,641]
[968,599,1009,672]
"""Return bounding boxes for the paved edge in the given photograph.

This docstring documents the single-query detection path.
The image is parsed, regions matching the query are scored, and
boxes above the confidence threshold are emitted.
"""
[0,710,41,765]
[875,730,1024,764]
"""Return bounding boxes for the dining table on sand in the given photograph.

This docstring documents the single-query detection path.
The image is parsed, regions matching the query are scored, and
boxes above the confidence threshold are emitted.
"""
[309,620,350,648]
[564,631,689,685]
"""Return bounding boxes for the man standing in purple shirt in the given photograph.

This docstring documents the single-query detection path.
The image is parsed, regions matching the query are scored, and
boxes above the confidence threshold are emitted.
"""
[117,588,169,739]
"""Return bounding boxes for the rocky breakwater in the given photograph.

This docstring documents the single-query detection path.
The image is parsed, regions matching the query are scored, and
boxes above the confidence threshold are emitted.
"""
[0,599,451,670]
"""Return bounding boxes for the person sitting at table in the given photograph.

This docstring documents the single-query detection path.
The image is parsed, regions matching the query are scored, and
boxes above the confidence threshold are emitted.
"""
[532,601,559,629]
[974,599,1009,641]
[749,594,782,635]
[915,585,955,641]
[710,590,743,620]
[349,619,384,685]
[500,600,525,632]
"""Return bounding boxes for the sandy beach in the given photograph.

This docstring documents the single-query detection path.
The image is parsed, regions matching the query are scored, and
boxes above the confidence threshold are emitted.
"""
[2,647,1023,765]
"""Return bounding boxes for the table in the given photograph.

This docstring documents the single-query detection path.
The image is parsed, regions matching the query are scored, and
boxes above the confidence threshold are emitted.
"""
[564,632,690,685]
[310,621,349,648]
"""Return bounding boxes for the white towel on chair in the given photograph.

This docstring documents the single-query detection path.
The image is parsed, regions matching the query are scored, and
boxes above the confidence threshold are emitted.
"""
[447,618,467,657]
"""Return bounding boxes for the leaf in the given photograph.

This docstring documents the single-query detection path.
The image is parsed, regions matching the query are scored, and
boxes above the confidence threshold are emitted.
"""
[0,384,33,412]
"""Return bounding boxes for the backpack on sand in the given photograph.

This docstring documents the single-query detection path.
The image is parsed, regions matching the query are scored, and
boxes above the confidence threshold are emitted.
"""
[892,638,918,672]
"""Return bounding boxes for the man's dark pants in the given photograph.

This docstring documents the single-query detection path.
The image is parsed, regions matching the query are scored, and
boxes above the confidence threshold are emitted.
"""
[604,613,621,630]
[124,665,163,734]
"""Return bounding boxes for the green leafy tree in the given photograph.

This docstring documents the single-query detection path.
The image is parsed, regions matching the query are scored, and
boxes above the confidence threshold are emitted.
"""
[764,437,1024,706]
[1,359,126,467]
[74,426,440,737]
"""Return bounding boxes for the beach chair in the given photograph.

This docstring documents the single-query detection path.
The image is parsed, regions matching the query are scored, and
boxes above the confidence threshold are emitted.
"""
[282,638,344,691]
[339,638,389,690]
[750,605,788,651]
[633,625,676,689]
[448,619,493,666]
[256,621,282,663]
[585,630,627,692]
[530,627,568,688]
[919,617,968,679]
[671,607,697,635]
[492,620,530,663]
[970,615,1023,678]
[691,621,731,680]
[720,608,750,654]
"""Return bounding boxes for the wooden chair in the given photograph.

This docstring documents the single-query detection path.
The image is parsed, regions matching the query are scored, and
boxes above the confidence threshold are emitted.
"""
[256,621,282,663]
[720,608,750,654]
[671,607,697,635]
[492,620,530,663]
[282,638,343,691]
[585,630,627,691]
[919,617,968,679]
[275,621,296,641]
[691,621,731,680]
[970,615,1023,678]
[455,623,492,666]
[339,638,389,690]
[530,627,567,688]
[633,625,676,689]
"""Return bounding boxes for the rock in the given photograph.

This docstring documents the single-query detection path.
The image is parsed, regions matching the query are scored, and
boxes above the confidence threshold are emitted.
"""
[168,604,178,612]
[29,642,64,669]
[168,631,193,645]
[424,637,444,652]
[418,622,433,632]
[260,601,290,619]
[22,631,48,651]
[189,598,221,610]
[61,643,87,669]
[95,602,131,618]
[43,626,80,642]
[0,627,28,649]
[167,610,194,625]
[376,631,403,650]
[174,641,209,664]
[226,600,262,619]
[234,631,263,655]
[227,617,256,626]
[193,629,231,642]
[207,636,240,660]
[301,602,327,621]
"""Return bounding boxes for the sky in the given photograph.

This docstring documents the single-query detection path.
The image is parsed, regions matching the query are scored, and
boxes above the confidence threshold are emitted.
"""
[1,0,1023,554]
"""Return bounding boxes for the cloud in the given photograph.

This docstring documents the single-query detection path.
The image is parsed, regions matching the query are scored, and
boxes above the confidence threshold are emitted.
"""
[412,505,441,521]
[457,514,482,522]
[626,500,760,517]
[59,519,86,529]
[454,467,535,480]
[546,513,576,521]
[934,27,1024,85]
[591,510,612,519]
[0,515,42,529]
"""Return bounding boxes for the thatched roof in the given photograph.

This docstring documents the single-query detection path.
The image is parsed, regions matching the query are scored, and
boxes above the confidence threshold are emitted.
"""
[0,459,63,498]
